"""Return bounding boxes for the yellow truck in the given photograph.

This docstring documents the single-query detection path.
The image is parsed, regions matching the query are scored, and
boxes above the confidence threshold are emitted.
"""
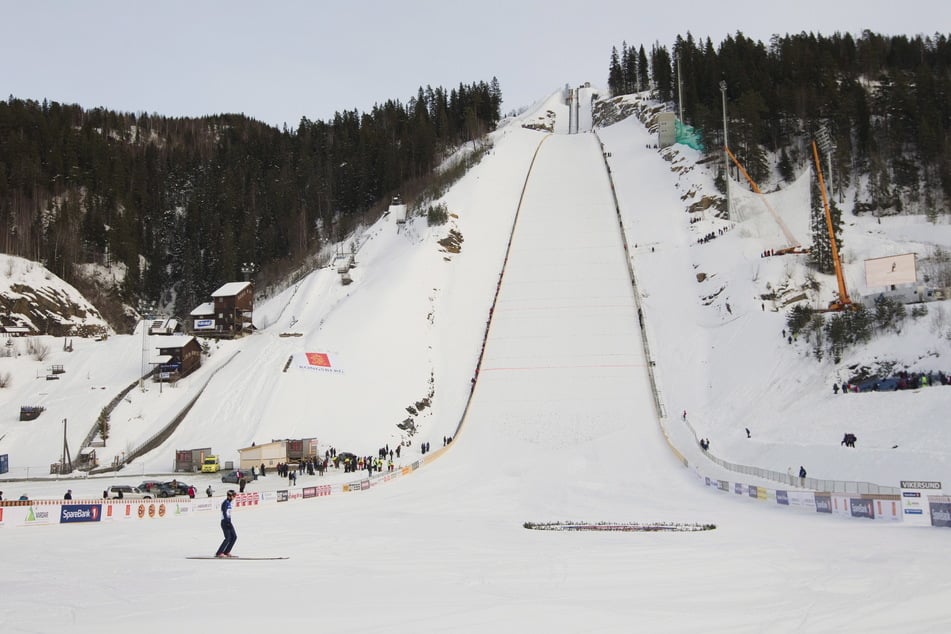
[200,455,221,473]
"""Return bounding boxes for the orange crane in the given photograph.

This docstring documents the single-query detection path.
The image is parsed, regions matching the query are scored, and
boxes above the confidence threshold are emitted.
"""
[811,140,853,311]
[725,147,808,255]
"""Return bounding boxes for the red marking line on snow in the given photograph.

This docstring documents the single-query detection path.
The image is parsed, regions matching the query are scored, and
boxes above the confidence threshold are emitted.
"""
[480,363,644,372]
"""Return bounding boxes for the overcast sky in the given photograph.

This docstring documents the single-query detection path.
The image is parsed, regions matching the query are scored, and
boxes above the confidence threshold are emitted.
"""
[2,0,947,128]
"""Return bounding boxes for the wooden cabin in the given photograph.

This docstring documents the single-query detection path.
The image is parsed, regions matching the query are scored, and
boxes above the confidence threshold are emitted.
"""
[153,335,201,381]
[188,282,253,338]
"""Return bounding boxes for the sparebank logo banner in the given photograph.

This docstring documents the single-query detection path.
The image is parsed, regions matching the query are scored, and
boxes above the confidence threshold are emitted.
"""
[815,495,833,513]
[849,498,875,519]
[776,490,789,505]
[930,502,951,527]
[61,504,102,523]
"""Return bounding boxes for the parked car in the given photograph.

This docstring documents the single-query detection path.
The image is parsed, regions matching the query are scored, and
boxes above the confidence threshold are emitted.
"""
[220,470,256,484]
[154,481,192,497]
[137,480,165,494]
[103,484,153,500]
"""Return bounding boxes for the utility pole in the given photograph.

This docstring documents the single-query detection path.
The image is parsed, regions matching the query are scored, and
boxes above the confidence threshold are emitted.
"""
[62,418,72,473]
[720,80,731,220]
[241,262,256,333]
[138,301,155,391]
[677,55,684,123]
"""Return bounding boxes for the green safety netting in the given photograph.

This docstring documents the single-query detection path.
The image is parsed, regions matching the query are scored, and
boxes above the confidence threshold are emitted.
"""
[675,119,704,151]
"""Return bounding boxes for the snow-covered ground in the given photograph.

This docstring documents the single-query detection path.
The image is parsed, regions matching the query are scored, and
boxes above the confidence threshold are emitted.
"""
[3,90,951,632]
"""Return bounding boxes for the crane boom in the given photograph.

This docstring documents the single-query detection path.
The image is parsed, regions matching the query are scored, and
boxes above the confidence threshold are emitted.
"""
[811,140,851,309]
[725,147,800,250]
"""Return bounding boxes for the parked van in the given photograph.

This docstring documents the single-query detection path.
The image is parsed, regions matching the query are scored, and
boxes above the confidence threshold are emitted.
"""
[200,455,221,473]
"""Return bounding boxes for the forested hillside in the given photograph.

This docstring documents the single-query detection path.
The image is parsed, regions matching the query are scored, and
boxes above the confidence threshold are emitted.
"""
[609,31,951,216]
[0,79,501,326]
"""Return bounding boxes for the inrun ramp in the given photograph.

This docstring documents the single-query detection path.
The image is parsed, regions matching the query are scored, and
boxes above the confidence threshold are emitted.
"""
[453,133,691,520]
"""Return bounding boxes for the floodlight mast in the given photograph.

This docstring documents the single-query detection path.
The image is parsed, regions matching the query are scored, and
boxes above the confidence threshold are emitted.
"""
[720,81,731,220]
[811,140,852,311]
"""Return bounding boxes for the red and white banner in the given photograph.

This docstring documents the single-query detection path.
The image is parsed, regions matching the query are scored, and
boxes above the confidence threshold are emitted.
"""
[295,352,344,375]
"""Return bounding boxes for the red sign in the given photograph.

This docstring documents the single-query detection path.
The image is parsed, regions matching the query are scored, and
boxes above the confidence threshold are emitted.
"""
[305,352,331,367]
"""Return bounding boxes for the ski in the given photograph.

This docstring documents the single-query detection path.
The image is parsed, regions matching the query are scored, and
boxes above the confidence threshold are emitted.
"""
[185,555,290,561]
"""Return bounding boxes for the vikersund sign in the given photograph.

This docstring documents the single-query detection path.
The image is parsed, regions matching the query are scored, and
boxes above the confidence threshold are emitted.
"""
[900,481,942,490]
[901,480,943,527]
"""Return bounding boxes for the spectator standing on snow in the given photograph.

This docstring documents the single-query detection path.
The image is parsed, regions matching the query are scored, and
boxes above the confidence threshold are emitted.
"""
[206,485,213,498]
[799,466,807,486]
[215,490,237,558]
[64,489,72,500]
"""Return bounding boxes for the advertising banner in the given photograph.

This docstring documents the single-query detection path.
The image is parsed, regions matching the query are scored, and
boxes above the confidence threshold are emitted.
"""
[788,491,815,509]
[233,492,259,507]
[60,504,102,524]
[849,498,875,519]
[295,352,344,375]
[776,490,789,505]
[0,453,8,474]
[815,494,833,513]
[135,502,169,519]
[193,319,216,330]
[901,481,942,526]
[191,500,216,513]
[929,501,951,527]
[865,253,917,287]
[104,502,134,520]
[302,485,332,499]
[873,499,902,521]
[1,505,56,527]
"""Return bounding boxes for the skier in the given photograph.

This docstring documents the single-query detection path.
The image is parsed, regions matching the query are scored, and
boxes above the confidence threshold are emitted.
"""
[215,490,237,558]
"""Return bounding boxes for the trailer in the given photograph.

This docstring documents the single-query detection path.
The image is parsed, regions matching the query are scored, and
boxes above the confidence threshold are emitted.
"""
[175,447,212,472]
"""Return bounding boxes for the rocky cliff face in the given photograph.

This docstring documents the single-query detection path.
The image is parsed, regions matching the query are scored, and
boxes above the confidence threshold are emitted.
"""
[0,255,111,337]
